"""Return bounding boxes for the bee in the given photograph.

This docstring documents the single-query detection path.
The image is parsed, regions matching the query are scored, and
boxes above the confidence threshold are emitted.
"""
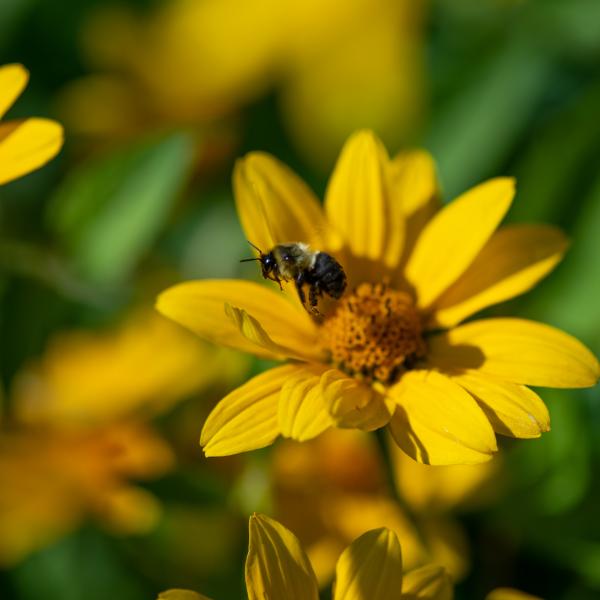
[241,241,347,315]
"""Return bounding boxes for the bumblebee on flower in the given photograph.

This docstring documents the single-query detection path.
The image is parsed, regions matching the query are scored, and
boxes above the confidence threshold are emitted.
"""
[157,130,600,465]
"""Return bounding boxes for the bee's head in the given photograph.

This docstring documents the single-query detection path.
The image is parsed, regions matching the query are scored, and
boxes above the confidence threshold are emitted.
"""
[240,241,279,280]
[259,251,277,278]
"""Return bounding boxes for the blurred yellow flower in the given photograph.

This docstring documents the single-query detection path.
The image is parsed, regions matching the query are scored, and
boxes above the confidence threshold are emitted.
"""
[12,309,246,426]
[58,0,425,166]
[0,64,63,185]
[0,422,173,566]
[159,513,454,600]
[486,589,542,600]
[0,309,247,564]
[273,429,499,584]
[157,130,600,465]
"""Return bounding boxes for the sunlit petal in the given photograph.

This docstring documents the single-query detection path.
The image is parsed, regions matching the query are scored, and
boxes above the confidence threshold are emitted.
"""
[246,514,319,600]
[279,364,333,441]
[321,369,394,431]
[156,279,321,360]
[405,178,515,308]
[0,119,64,185]
[234,152,336,253]
[452,372,550,438]
[0,64,28,119]
[200,365,299,456]
[485,589,542,600]
[333,527,402,600]
[390,150,439,268]
[401,564,453,600]
[325,130,396,263]
[388,370,497,465]
[427,318,600,388]
[431,225,568,328]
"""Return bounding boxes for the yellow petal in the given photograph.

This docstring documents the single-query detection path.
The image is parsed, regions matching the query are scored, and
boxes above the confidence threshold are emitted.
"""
[279,364,333,441]
[246,513,319,600]
[452,372,549,439]
[325,130,396,263]
[0,118,64,185]
[156,280,320,361]
[200,365,298,456]
[333,528,403,600]
[224,304,308,360]
[234,152,336,253]
[485,589,542,600]
[427,318,600,388]
[431,225,568,328]
[321,369,393,431]
[158,590,212,600]
[405,178,515,308]
[401,564,453,600]
[388,370,497,465]
[390,150,440,268]
[0,64,28,119]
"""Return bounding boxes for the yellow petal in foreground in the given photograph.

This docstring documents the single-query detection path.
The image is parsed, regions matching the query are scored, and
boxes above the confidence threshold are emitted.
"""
[333,528,403,600]
[453,372,549,438]
[201,365,299,456]
[246,513,319,600]
[0,119,64,186]
[279,364,333,441]
[234,152,336,253]
[388,370,497,465]
[390,150,439,267]
[0,64,28,118]
[159,591,213,600]
[156,279,320,361]
[405,177,515,308]
[485,589,542,600]
[428,318,600,388]
[401,564,453,600]
[432,224,568,328]
[325,130,395,262]
[321,369,394,431]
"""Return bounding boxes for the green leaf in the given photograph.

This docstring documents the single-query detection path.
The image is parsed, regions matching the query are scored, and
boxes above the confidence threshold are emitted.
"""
[48,132,195,285]
[426,39,551,199]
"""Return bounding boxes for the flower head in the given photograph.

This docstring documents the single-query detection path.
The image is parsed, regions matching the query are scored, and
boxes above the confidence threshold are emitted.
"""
[157,130,600,465]
[0,64,63,185]
[159,513,454,600]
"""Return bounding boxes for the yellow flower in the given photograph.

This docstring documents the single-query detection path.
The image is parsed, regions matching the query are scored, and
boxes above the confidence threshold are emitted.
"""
[0,309,246,564]
[0,64,63,185]
[0,422,173,566]
[11,308,247,426]
[58,0,424,166]
[272,429,501,584]
[157,130,600,465]
[159,513,454,600]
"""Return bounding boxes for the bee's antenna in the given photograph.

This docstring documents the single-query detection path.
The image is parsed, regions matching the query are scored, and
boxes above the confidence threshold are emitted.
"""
[246,240,263,254]
[240,257,261,263]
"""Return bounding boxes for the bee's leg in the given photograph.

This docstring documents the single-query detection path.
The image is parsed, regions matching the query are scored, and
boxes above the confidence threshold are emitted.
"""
[308,284,323,317]
[274,274,284,291]
[295,273,307,307]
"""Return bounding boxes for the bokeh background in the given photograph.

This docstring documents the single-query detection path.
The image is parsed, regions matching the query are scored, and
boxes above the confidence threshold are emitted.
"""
[1,0,600,598]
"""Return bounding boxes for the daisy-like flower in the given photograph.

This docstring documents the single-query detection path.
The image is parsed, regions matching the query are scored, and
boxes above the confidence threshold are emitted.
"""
[159,513,454,600]
[157,130,600,465]
[0,64,64,185]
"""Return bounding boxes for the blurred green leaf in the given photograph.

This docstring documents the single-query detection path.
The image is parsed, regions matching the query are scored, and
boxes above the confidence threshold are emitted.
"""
[426,39,551,198]
[510,84,600,224]
[48,133,195,285]
[12,527,148,600]
[521,173,600,350]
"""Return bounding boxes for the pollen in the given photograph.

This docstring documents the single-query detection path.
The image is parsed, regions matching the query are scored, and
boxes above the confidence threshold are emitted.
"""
[321,283,426,384]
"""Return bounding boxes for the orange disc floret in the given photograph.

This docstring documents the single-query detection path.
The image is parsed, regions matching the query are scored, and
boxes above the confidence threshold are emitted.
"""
[321,283,426,383]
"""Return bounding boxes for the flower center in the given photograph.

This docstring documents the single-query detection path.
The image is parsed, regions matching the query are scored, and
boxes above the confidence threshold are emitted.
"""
[321,283,425,384]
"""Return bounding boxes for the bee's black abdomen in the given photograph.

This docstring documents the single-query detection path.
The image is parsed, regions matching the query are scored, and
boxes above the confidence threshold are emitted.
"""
[309,252,347,299]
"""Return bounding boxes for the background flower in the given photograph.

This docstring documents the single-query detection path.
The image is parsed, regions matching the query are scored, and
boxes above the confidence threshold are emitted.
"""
[1,0,600,598]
